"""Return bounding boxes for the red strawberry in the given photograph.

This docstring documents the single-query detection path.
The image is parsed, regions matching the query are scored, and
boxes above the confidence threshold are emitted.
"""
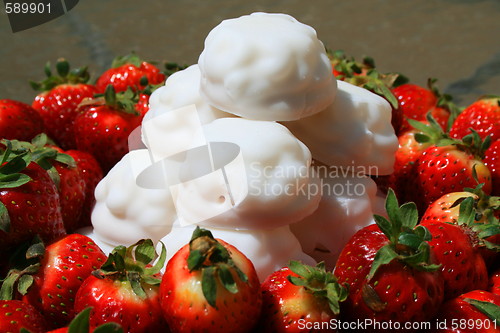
[391,80,452,134]
[490,269,500,296]
[257,261,348,333]
[420,187,500,266]
[65,149,103,229]
[1,234,107,328]
[31,59,97,149]
[419,221,489,300]
[160,227,262,333]
[51,149,86,233]
[375,128,432,195]
[408,131,492,213]
[433,290,500,332]
[484,139,500,196]
[333,190,444,329]
[73,86,145,173]
[0,300,48,333]
[450,96,500,143]
[0,146,66,250]
[95,53,165,94]
[74,239,168,333]
[0,99,44,141]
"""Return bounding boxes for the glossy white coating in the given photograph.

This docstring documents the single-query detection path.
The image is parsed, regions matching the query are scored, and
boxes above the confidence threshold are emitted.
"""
[198,12,336,121]
[284,80,398,175]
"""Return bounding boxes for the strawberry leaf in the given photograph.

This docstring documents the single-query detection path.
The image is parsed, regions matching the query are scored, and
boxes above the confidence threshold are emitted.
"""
[218,264,238,294]
[67,307,91,333]
[465,298,500,323]
[0,173,31,189]
[17,274,33,295]
[0,202,10,233]
[367,245,398,280]
[202,266,218,308]
[127,271,146,299]
[134,239,156,266]
[144,242,166,276]
[400,202,419,229]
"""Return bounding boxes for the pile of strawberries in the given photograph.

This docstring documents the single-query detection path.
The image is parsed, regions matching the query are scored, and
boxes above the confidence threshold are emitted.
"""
[0,51,499,333]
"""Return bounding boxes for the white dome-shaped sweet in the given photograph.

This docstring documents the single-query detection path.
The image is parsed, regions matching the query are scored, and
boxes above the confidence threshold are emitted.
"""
[198,12,336,121]
[91,149,176,247]
[290,167,378,269]
[284,80,398,175]
[143,64,232,125]
[171,117,321,230]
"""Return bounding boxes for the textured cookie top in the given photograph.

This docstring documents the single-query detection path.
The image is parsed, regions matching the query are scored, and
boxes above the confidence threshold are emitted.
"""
[198,12,336,121]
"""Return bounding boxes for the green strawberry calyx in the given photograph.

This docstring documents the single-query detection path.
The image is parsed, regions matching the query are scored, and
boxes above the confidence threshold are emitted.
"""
[326,48,407,109]
[30,58,91,92]
[164,61,188,77]
[455,192,500,252]
[187,226,249,309]
[0,235,45,300]
[368,189,441,281]
[89,85,141,116]
[287,260,349,315]
[0,136,73,233]
[92,239,166,299]
[411,114,491,159]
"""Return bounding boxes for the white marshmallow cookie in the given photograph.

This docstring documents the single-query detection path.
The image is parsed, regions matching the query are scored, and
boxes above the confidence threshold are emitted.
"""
[198,12,336,121]
[160,221,316,282]
[90,149,176,250]
[170,117,321,230]
[284,80,398,176]
[143,64,232,126]
[290,168,378,269]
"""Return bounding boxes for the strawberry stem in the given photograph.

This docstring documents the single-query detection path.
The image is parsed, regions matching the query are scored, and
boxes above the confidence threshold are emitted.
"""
[368,189,440,280]
[287,261,348,315]
[187,227,249,308]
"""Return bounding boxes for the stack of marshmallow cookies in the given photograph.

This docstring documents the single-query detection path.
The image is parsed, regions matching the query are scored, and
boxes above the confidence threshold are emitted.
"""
[84,12,398,281]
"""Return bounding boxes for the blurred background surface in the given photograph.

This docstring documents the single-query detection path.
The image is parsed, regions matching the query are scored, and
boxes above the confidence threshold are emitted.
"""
[1,0,499,106]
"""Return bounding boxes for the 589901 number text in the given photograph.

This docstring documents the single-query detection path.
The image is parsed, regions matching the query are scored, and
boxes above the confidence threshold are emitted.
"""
[5,2,51,14]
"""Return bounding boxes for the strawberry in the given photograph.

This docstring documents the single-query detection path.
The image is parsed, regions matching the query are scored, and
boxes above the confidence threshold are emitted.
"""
[7,134,88,233]
[45,307,123,333]
[391,79,453,134]
[408,130,492,213]
[0,99,44,141]
[74,239,168,333]
[450,95,500,143]
[160,227,262,333]
[420,186,500,266]
[433,290,500,332]
[0,300,47,333]
[375,127,433,196]
[419,221,489,300]
[1,234,107,328]
[333,190,444,328]
[49,146,87,233]
[73,86,146,173]
[257,261,348,333]
[484,139,500,196]
[95,53,165,94]
[31,59,97,150]
[490,269,500,296]
[65,149,103,229]
[0,144,66,250]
